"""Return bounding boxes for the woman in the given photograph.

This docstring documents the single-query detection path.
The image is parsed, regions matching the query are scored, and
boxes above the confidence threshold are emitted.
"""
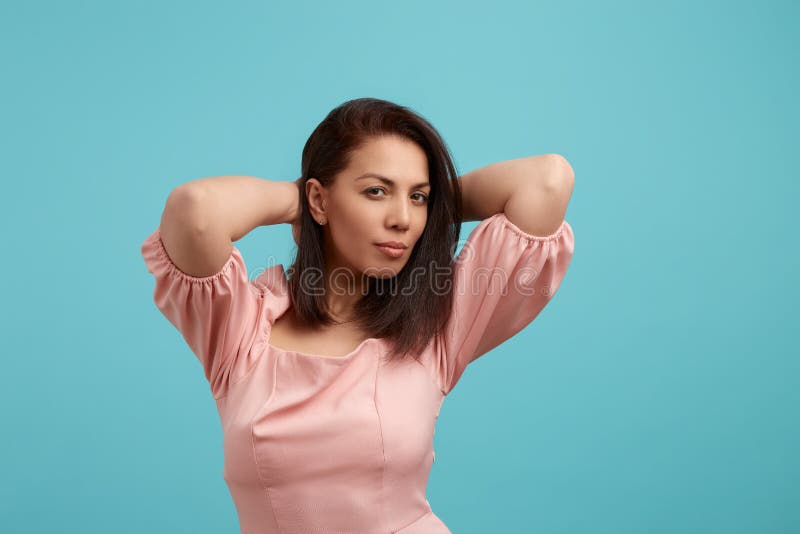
[141,97,575,533]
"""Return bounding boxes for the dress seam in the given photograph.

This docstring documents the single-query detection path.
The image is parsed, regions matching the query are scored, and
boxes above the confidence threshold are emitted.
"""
[216,292,272,400]
[410,351,447,398]
[373,345,388,533]
[496,212,568,242]
[146,227,239,284]
[393,510,435,533]
[251,354,281,532]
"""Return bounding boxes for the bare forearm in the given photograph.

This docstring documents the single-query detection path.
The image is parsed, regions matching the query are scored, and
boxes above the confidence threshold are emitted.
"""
[174,175,299,242]
[457,154,564,222]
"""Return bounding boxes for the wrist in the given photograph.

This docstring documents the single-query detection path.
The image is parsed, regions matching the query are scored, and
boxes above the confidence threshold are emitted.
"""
[288,177,303,224]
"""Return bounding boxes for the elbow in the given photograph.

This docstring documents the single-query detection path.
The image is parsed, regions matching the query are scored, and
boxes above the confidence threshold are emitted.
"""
[544,154,574,195]
[548,153,575,182]
[169,182,207,205]
[162,184,210,233]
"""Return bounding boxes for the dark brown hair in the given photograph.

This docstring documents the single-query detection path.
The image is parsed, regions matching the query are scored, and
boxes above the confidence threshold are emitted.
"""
[287,97,464,363]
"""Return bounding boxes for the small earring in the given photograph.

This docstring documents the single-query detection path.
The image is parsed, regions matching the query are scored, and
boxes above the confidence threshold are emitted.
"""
[319,217,327,225]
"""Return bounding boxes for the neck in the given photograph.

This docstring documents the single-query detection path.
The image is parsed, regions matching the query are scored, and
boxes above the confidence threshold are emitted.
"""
[321,265,369,324]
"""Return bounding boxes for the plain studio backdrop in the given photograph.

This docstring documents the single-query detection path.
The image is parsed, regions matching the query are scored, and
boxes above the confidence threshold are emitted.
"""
[1,1,796,533]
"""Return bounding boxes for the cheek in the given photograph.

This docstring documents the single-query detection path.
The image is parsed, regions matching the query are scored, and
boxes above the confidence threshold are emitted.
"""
[328,216,373,266]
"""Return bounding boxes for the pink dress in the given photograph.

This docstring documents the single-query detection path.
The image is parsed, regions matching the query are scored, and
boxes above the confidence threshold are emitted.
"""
[141,212,574,534]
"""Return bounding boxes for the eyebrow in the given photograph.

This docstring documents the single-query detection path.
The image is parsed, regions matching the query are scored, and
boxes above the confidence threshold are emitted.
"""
[355,173,430,189]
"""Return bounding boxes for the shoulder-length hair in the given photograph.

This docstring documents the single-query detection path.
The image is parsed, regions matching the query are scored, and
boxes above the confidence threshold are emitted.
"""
[287,97,464,363]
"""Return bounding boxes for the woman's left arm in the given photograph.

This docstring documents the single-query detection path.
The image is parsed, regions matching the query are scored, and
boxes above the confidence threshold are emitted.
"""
[458,154,575,235]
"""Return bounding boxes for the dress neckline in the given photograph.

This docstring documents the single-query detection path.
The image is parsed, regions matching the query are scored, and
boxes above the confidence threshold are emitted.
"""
[256,264,381,361]
[267,336,378,361]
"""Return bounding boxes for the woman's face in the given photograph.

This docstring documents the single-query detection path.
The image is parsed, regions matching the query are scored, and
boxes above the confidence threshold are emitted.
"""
[307,134,431,280]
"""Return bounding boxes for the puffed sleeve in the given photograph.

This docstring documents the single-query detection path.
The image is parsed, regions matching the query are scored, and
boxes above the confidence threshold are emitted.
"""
[140,227,270,399]
[434,212,575,395]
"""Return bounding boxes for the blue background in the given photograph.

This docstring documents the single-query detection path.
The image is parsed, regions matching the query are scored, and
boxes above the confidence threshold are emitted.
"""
[2,1,796,532]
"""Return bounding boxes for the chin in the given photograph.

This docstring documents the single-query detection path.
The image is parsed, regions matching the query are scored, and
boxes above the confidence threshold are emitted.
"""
[361,263,403,279]
[369,271,400,280]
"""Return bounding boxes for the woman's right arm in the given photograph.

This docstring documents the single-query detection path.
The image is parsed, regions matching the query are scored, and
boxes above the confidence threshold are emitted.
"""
[159,176,299,278]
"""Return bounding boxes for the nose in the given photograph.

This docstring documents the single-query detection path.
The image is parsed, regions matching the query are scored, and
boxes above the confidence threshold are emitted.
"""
[387,197,411,231]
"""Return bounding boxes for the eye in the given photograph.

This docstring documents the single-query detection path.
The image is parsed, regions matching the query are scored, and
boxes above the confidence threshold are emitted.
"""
[365,187,429,204]
[365,187,386,197]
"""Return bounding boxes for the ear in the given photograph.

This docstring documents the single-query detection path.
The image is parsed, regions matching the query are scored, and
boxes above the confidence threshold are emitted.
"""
[305,178,328,221]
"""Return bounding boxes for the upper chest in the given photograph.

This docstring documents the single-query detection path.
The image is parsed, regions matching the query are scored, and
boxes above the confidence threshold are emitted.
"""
[268,314,371,358]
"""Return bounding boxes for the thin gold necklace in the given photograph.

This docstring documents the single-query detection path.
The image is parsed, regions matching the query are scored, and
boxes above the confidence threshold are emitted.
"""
[327,311,357,325]
[330,317,357,325]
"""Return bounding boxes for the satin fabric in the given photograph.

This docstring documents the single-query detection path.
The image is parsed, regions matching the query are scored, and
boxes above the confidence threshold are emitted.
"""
[141,212,574,533]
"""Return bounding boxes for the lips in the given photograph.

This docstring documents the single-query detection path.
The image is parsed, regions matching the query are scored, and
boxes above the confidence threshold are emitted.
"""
[374,244,405,258]
[374,241,407,249]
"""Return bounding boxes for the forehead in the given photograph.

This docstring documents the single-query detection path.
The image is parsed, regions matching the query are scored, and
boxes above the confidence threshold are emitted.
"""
[344,135,429,186]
